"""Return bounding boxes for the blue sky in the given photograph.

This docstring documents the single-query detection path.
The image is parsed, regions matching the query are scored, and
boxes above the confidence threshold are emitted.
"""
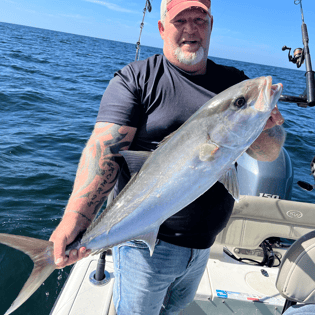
[1,0,315,69]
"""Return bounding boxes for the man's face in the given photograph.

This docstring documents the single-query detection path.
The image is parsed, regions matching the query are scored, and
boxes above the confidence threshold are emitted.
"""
[158,7,213,74]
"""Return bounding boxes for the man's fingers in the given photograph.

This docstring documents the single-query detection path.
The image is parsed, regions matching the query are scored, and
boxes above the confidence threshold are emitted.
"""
[54,247,91,268]
[65,249,78,265]
[69,247,91,263]
[78,247,91,260]
[50,234,67,267]
[264,105,284,130]
[271,105,284,125]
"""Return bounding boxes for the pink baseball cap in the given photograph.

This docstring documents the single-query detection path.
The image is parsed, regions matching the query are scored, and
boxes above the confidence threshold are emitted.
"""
[166,0,211,20]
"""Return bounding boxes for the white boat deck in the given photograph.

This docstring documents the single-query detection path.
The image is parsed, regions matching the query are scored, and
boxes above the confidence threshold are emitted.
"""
[51,196,315,315]
[51,255,115,315]
[51,243,286,315]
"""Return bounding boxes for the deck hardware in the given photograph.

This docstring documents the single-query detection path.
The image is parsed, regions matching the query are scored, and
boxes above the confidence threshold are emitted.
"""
[261,269,269,277]
[89,270,111,286]
[89,250,111,286]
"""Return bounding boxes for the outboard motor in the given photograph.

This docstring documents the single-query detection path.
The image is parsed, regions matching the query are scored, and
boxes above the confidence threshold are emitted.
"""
[237,148,294,200]
[223,149,294,267]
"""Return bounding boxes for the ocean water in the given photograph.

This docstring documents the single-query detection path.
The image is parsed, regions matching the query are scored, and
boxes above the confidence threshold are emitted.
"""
[0,21,314,315]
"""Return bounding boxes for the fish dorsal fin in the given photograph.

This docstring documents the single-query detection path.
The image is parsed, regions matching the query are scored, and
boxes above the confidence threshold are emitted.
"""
[119,150,152,176]
[219,166,240,202]
[135,227,160,256]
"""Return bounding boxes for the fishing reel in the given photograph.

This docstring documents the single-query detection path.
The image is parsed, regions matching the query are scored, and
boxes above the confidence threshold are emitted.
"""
[282,46,304,68]
[280,0,315,107]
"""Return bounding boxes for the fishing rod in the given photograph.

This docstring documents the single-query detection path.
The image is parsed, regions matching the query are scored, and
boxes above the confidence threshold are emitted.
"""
[281,1,315,192]
[280,0,315,107]
[135,0,152,62]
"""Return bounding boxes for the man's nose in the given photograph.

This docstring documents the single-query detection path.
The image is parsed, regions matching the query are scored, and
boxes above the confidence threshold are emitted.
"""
[184,20,197,34]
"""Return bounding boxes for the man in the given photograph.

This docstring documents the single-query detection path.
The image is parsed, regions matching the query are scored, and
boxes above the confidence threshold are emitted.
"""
[283,305,315,314]
[50,0,285,314]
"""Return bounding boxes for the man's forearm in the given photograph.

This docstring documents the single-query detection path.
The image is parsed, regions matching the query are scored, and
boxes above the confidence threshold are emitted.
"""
[64,123,136,222]
[246,125,286,162]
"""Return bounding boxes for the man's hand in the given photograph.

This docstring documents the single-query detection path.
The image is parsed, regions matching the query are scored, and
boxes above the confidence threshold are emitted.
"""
[49,211,91,269]
[264,104,285,130]
[247,98,286,162]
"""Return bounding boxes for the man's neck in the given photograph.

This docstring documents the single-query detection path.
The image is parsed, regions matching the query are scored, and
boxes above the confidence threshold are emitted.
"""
[166,56,207,75]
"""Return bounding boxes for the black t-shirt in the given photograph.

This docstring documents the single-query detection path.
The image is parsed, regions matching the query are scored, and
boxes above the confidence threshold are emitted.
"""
[97,54,249,249]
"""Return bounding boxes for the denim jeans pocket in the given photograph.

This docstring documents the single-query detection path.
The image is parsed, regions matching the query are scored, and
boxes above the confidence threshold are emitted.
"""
[118,238,160,250]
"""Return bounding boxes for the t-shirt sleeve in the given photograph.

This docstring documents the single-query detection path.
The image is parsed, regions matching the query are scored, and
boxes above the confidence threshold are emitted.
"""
[238,69,249,81]
[96,65,142,127]
[204,60,250,94]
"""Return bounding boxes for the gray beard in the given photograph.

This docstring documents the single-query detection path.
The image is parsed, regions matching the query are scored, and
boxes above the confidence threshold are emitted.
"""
[174,46,205,66]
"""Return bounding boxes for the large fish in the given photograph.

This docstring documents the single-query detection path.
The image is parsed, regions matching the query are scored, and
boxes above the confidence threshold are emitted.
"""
[0,76,282,314]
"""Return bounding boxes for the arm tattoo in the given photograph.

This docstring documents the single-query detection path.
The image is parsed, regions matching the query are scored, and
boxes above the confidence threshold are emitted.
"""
[263,125,286,147]
[247,125,286,161]
[66,210,92,222]
[70,124,135,216]
[246,143,269,160]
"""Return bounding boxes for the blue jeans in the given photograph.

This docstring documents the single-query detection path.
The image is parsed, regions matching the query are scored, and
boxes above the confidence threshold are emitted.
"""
[112,239,210,315]
[283,304,315,314]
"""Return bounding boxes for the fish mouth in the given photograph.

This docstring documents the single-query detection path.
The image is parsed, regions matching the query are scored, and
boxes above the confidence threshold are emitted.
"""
[257,76,283,111]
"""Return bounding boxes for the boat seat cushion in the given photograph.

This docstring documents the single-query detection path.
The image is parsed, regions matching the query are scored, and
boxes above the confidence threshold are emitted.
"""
[215,196,315,249]
[276,230,315,303]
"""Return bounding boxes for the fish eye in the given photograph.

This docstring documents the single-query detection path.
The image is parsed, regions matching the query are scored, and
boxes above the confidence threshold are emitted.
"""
[234,97,246,108]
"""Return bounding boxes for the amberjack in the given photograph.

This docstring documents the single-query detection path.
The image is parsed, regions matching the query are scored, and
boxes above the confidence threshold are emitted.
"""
[0,76,283,314]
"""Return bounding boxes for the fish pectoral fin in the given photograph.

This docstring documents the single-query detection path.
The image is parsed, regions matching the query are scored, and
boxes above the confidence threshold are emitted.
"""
[0,234,56,315]
[119,150,152,176]
[134,227,160,256]
[219,166,240,202]
[199,143,219,162]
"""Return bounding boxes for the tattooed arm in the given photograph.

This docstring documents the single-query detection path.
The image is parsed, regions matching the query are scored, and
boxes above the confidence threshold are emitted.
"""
[246,105,286,162]
[50,122,137,268]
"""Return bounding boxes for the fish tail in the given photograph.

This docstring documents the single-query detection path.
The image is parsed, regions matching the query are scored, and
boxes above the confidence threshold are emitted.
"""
[0,233,56,315]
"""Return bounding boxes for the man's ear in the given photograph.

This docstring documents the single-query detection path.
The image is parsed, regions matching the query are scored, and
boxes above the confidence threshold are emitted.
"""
[158,20,165,39]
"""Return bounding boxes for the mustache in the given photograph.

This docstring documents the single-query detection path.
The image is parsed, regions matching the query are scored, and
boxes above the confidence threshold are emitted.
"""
[180,38,201,44]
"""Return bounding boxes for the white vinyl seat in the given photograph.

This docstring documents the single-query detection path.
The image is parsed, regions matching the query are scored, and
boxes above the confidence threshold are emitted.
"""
[276,230,315,313]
